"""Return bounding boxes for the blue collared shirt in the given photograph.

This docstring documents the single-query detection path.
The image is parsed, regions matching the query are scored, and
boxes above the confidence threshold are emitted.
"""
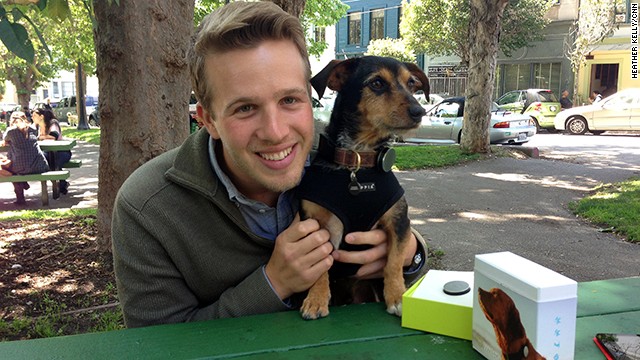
[208,137,299,241]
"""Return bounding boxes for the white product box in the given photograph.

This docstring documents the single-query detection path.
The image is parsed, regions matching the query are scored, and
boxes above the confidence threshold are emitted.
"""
[472,252,578,360]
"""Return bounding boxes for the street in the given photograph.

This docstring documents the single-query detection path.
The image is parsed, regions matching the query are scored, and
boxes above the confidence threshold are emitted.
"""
[399,130,640,282]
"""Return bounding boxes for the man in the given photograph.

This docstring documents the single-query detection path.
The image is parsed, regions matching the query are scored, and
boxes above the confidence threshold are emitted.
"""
[559,90,572,110]
[112,1,427,328]
[591,90,603,103]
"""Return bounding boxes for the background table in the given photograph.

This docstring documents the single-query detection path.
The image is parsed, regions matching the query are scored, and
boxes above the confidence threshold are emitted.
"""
[0,276,638,359]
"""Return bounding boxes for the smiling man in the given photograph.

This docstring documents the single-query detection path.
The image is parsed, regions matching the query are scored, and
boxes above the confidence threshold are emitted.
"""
[111,1,427,328]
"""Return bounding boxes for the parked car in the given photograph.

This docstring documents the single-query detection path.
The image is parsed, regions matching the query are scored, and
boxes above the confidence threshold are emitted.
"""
[554,88,640,135]
[88,107,100,127]
[33,99,59,111]
[54,95,98,125]
[495,89,561,131]
[402,97,537,145]
[312,97,332,149]
[1,103,18,123]
[413,91,444,107]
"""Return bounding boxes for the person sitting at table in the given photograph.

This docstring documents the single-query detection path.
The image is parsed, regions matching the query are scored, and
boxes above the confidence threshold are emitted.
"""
[111,1,428,328]
[32,108,72,194]
[0,111,50,205]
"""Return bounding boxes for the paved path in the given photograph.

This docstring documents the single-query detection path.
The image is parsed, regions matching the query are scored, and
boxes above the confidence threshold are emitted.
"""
[398,155,640,282]
[1,140,638,282]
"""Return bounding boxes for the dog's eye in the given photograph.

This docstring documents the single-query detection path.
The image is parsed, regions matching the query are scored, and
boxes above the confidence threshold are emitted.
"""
[369,79,384,91]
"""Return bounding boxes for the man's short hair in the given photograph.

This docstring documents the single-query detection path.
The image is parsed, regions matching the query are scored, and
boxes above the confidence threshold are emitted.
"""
[187,1,310,116]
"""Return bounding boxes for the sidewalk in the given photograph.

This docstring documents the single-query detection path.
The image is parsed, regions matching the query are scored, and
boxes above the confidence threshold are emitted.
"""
[0,140,99,211]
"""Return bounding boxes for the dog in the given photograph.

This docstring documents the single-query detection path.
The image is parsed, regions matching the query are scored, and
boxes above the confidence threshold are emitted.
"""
[296,56,429,320]
[478,287,546,360]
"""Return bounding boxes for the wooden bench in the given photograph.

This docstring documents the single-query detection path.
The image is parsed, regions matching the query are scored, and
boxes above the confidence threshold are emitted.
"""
[61,159,82,168]
[0,170,70,205]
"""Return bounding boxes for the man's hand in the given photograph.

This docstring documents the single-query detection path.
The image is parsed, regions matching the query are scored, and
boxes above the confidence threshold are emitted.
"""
[265,216,333,300]
[332,229,417,279]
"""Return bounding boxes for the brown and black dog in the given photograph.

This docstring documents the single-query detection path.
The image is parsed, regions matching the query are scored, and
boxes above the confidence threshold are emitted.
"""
[296,56,429,319]
[478,287,546,360]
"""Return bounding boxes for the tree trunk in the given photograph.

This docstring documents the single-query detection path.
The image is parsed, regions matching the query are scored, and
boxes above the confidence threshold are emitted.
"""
[271,0,307,17]
[93,0,194,252]
[461,0,509,154]
[75,62,89,130]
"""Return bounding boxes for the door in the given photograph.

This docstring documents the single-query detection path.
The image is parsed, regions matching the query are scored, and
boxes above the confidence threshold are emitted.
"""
[592,92,632,130]
[416,101,460,141]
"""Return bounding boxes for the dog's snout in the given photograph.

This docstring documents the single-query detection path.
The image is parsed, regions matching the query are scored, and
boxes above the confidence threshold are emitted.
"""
[409,104,426,122]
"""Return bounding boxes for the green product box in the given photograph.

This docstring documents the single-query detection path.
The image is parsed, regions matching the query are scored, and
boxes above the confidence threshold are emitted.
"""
[401,270,474,340]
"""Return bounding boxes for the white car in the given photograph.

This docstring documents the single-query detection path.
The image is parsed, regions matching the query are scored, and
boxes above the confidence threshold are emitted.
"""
[554,88,640,135]
[414,92,444,107]
[402,97,537,145]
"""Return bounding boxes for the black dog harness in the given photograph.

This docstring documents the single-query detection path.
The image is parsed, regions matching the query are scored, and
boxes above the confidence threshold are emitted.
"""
[297,163,405,278]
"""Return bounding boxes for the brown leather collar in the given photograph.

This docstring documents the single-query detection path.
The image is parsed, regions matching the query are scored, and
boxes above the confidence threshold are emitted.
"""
[318,135,377,169]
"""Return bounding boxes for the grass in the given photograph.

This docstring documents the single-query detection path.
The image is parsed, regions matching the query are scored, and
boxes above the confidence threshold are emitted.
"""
[569,177,640,243]
[62,127,101,145]
[0,208,96,221]
[394,144,482,169]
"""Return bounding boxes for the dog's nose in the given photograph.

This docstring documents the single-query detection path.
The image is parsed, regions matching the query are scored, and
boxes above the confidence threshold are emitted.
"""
[409,104,426,123]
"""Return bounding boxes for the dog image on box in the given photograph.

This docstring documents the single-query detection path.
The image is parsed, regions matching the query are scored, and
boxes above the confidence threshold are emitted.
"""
[296,56,429,320]
[478,287,545,360]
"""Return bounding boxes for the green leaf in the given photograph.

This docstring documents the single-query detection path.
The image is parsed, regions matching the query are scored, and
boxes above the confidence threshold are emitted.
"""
[21,12,53,61]
[37,0,48,11]
[0,18,35,62]
[45,0,71,21]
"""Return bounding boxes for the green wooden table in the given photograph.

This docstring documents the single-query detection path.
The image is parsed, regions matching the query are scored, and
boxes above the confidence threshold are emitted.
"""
[0,277,638,359]
[0,139,77,153]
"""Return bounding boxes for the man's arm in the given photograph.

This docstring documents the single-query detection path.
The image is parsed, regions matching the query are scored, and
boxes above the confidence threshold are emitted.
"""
[112,191,291,328]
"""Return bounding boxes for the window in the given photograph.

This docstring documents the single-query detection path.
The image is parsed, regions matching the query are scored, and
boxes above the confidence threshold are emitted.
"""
[615,0,629,23]
[52,82,60,98]
[348,12,362,45]
[61,82,75,98]
[502,64,531,93]
[314,26,325,43]
[370,9,385,41]
[533,63,561,94]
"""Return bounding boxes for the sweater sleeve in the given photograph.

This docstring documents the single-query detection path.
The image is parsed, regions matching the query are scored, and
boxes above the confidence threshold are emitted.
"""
[112,189,290,328]
[403,228,429,287]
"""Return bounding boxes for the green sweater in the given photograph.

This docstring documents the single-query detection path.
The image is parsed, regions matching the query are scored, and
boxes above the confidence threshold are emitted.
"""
[112,129,428,328]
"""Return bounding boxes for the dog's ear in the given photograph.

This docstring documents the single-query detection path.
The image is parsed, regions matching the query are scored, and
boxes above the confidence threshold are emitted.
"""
[404,62,430,98]
[311,59,360,99]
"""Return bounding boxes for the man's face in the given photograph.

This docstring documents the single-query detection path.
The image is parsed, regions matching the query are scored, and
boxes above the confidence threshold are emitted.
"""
[197,39,314,204]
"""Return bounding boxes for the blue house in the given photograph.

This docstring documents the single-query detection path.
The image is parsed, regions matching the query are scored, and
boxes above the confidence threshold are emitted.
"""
[335,0,403,59]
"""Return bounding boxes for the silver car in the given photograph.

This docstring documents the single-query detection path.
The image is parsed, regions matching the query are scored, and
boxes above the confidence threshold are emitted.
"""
[402,97,537,145]
[554,88,640,135]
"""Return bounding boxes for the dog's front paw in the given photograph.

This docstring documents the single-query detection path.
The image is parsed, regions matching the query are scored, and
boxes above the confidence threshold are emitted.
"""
[300,297,329,320]
[384,280,405,317]
[386,301,402,317]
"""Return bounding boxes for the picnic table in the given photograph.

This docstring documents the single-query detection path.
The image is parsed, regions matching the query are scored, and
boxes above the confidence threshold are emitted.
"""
[0,276,637,359]
[1,139,78,204]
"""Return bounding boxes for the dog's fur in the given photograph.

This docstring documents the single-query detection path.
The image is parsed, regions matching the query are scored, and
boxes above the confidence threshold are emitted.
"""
[478,287,546,360]
[298,56,429,319]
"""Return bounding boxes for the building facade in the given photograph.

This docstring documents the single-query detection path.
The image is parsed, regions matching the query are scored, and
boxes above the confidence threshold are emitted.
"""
[331,0,635,102]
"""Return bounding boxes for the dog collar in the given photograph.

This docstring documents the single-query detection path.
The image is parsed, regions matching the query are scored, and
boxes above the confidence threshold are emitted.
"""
[506,344,530,359]
[318,135,396,172]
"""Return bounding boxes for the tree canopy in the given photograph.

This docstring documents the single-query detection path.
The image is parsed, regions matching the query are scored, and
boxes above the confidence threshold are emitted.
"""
[400,0,553,65]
